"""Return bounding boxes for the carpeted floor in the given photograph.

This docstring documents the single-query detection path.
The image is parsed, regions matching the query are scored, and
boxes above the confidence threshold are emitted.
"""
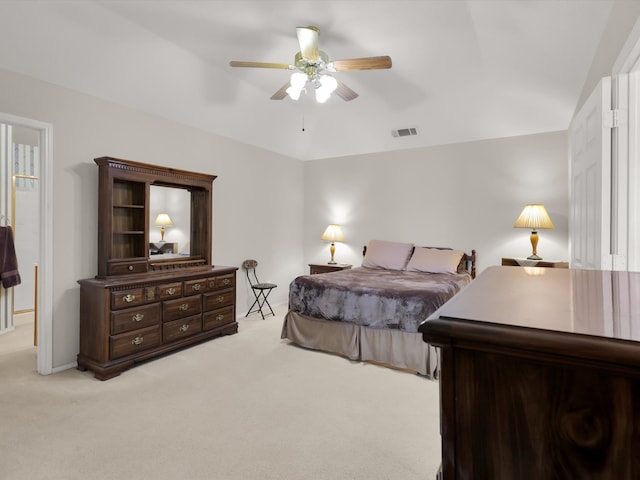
[0,305,442,480]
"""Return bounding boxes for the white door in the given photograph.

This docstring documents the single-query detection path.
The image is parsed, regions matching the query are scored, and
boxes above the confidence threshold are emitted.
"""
[614,18,640,272]
[569,77,613,270]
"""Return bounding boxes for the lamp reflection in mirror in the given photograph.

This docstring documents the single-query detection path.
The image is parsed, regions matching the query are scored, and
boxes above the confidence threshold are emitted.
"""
[321,224,345,264]
[513,204,554,260]
[154,213,173,243]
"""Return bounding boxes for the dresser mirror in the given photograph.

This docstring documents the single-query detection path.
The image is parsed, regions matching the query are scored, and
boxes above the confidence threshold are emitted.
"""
[149,184,190,256]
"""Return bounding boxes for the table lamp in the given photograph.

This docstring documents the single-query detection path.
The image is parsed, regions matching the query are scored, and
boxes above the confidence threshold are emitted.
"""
[513,204,554,260]
[154,213,173,242]
[321,224,345,264]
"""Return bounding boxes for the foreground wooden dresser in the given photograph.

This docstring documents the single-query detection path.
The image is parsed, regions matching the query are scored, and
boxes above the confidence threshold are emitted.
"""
[419,266,640,479]
[78,157,238,380]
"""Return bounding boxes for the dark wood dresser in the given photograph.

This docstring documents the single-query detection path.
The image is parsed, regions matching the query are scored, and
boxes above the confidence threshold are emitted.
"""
[419,266,640,479]
[78,267,237,380]
[78,157,238,380]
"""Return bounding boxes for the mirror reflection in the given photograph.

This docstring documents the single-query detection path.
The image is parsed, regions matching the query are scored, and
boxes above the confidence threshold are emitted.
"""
[149,185,190,257]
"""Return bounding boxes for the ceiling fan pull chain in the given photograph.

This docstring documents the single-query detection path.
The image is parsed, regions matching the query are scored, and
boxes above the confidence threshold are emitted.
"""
[301,94,306,132]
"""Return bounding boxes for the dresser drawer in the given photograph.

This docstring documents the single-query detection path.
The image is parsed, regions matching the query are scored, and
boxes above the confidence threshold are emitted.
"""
[110,325,161,360]
[111,287,156,310]
[183,277,215,296]
[203,306,235,331]
[163,314,202,343]
[111,303,161,334]
[158,282,183,299]
[215,274,235,289]
[107,260,148,276]
[203,288,234,311]
[163,295,202,322]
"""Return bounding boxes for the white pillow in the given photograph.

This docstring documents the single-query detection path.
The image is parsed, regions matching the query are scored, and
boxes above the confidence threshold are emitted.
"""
[362,240,414,270]
[405,247,464,274]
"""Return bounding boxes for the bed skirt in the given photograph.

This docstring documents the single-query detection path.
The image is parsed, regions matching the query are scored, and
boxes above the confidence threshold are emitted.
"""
[281,310,438,378]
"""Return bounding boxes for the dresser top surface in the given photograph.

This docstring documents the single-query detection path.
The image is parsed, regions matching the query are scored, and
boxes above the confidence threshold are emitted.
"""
[425,265,640,343]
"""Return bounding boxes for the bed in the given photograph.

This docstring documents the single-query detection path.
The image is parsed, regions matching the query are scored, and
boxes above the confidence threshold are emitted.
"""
[281,240,476,377]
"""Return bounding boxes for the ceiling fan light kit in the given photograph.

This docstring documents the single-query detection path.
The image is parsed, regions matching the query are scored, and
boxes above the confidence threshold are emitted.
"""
[230,26,391,103]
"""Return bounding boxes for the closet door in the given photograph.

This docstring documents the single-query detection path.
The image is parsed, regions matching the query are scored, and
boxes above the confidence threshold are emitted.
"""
[569,77,613,270]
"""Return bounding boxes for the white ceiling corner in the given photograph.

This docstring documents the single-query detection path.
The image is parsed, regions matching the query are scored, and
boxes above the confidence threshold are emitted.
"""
[0,0,617,161]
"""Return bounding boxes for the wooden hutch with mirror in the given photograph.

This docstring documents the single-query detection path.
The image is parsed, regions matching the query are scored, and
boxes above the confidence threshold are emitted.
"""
[78,157,237,380]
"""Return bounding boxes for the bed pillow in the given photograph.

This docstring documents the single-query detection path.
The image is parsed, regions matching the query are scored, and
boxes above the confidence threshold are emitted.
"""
[405,247,464,274]
[362,240,414,270]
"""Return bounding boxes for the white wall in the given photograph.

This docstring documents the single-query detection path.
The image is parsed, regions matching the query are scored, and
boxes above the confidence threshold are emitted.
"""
[0,69,570,372]
[0,67,304,369]
[303,131,569,273]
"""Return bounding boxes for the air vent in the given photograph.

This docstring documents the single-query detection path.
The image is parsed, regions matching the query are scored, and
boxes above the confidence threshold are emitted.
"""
[391,127,418,138]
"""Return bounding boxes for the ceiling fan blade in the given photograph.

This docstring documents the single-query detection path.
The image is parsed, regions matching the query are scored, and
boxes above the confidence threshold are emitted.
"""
[334,81,359,101]
[270,82,290,100]
[229,61,291,69]
[331,56,392,71]
[296,26,320,61]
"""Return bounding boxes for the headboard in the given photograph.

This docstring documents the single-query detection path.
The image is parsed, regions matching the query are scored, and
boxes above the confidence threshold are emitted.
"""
[362,245,477,279]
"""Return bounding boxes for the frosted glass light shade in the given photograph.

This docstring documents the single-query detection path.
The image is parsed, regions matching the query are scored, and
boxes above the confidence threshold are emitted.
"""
[286,72,307,100]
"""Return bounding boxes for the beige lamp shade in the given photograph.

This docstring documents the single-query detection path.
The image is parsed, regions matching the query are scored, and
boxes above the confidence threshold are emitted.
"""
[513,204,554,260]
[154,213,173,242]
[513,204,554,230]
[321,224,345,242]
[321,224,344,264]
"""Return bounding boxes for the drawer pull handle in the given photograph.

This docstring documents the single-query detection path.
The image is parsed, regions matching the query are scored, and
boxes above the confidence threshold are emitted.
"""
[222,278,230,285]
[216,295,225,303]
[131,336,144,345]
[165,287,176,295]
[208,281,215,288]
[216,314,224,321]
[128,265,134,271]
[179,324,190,332]
[132,313,144,322]
[123,294,136,303]
[192,283,201,291]
[179,303,189,311]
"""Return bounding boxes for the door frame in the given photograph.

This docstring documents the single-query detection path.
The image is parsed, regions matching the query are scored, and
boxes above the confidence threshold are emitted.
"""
[0,112,53,375]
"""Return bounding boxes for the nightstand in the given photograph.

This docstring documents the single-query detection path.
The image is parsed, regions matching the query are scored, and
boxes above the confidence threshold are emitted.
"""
[501,257,569,268]
[309,263,352,275]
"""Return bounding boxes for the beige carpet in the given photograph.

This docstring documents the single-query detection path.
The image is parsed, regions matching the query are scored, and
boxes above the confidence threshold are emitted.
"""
[0,305,442,480]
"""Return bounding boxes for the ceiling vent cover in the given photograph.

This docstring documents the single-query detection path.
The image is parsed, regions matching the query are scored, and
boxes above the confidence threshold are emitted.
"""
[391,127,418,138]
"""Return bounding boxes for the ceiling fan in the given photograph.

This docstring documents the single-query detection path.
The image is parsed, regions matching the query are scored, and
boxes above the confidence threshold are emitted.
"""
[229,26,392,103]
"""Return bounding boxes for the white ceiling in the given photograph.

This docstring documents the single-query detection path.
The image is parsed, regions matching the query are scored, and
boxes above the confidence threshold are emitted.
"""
[0,1,618,160]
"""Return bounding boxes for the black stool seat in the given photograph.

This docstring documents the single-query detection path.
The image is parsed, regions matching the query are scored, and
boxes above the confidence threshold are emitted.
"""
[242,259,277,319]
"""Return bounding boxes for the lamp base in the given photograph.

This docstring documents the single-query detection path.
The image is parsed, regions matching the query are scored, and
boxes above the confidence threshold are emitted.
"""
[327,261,337,265]
[527,254,542,260]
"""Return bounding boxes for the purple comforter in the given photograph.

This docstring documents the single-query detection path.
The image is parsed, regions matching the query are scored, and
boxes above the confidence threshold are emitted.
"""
[288,266,471,333]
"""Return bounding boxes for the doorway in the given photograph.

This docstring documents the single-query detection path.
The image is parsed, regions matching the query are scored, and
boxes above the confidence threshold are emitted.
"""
[0,113,52,375]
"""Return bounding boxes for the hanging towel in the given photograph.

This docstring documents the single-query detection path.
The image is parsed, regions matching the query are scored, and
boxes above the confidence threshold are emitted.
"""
[0,226,21,288]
